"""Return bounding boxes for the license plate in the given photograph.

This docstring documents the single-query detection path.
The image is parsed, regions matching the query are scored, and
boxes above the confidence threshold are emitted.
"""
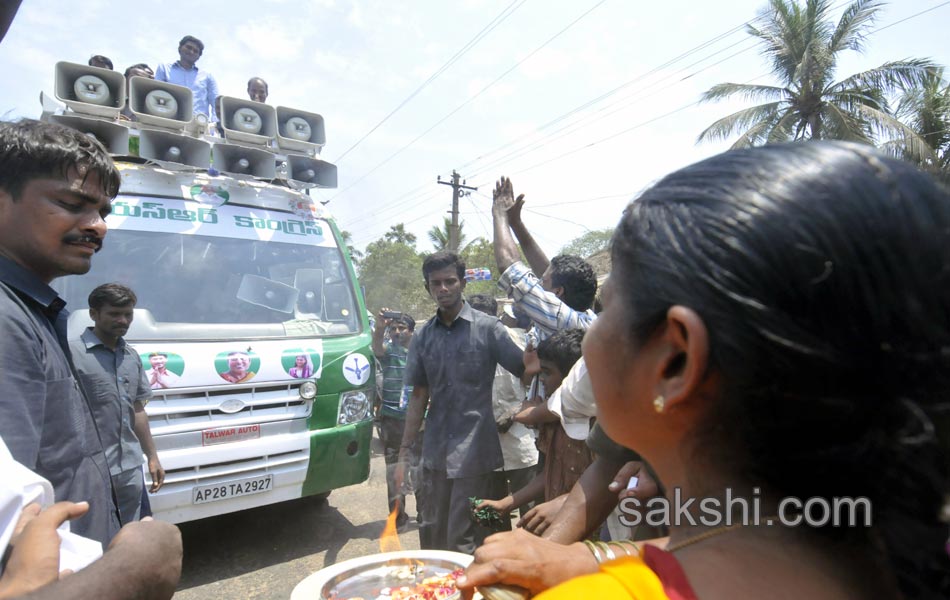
[192,474,273,504]
[202,424,261,446]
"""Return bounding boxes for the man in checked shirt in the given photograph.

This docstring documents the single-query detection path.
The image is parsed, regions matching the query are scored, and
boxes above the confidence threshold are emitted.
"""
[491,176,598,400]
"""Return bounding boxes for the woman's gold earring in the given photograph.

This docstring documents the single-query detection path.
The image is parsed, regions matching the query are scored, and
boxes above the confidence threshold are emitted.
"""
[653,395,666,413]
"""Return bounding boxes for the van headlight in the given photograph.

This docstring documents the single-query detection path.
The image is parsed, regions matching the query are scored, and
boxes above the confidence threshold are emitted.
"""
[299,380,318,400]
[338,390,371,425]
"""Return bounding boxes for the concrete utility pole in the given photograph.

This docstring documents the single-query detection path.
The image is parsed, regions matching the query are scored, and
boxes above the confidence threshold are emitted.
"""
[437,171,477,253]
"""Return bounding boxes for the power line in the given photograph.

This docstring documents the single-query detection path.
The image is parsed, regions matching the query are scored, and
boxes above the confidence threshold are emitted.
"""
[345,0,941,244]
[334,0,530,164]
[326,0,609,204]
[341,1,831,232]
[454,0,861,177]
[464,0,948,181]
[454,20,761,173]
[465,39,762,180]
[339,9,761,232]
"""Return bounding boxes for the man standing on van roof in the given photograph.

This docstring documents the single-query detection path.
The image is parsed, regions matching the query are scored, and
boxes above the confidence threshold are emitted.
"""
[0,118,121,544]
[247,77,268,103]
[396,252,525,554]
[155,35,219,122]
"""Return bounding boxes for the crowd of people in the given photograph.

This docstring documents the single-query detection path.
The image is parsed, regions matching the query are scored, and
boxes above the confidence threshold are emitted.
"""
[86,34,269,125]
[1,33,949,598]
[374,160,950,600]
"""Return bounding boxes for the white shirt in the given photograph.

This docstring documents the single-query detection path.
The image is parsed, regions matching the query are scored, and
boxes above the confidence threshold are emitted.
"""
[492,327,538,470]
[546,358,597,440]
[0,438,103,576]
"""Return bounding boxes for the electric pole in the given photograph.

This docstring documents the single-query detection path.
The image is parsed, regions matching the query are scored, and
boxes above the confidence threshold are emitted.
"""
[437,171,477,253]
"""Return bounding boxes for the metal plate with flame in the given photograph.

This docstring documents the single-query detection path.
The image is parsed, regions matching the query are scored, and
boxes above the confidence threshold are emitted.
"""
[290,550,472,600]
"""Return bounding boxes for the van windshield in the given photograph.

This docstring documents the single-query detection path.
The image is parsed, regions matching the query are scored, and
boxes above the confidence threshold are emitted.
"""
[54,227,361,340]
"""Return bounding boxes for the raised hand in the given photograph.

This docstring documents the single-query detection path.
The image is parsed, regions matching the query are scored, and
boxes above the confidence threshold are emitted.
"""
[493,176,517,214]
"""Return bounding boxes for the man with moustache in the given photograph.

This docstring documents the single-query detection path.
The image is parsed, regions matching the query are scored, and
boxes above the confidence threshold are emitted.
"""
[71,283,164,525]
[0,119,121,544]
[395,252,525,554]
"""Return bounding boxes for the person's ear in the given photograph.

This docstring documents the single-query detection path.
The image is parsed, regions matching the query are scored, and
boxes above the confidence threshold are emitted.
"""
[552,285,565,299]
[88,307,98,322]
[653,306,711,411]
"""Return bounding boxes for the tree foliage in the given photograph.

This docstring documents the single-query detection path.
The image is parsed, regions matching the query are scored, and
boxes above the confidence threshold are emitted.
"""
[358,224,430,320]
[698,0,935,158]
[427,217,471,253]
[459,237,498,299]
[890,67,950,182]
[559,228,613,259]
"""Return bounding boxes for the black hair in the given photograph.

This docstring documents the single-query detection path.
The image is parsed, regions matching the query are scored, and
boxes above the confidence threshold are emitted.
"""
[612,141,950,599]
[422,251,465,285]
[248,77,268,92]
[88,55,113,69]
[148,352,167,358]
[550,255,597,312]
[0,119,121,201]
[124,63,153,78]
[537,329,584,377]
[178,35,204,55]
[468,293,497,316]
[88,283,137,310]
[395,314,415,331]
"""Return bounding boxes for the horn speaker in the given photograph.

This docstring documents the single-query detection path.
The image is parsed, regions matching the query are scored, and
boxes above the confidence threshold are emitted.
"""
[54,61,124,118]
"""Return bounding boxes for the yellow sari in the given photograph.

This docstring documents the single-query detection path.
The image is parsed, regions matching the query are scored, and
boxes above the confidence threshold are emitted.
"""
[535,546,696,600]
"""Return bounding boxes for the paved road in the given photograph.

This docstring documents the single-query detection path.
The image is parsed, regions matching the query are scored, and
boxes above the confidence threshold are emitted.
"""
[173,437,421,599]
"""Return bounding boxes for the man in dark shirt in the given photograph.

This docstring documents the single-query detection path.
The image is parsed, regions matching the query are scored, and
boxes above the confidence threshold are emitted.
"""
[0,118,121,545]
[71,283,165,525]
[396,252,525,554]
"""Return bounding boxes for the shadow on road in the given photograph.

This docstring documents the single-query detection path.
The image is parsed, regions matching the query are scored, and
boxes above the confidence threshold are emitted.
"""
[176,494,389,590]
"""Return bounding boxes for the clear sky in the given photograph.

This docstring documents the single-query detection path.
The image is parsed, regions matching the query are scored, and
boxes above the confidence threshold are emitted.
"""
[2,0,948,259]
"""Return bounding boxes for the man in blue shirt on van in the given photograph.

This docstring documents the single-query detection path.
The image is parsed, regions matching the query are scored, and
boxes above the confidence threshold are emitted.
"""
[155,35,219,122]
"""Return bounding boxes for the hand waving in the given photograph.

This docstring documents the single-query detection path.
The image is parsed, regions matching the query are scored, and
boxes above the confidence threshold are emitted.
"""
[493,176,521,214]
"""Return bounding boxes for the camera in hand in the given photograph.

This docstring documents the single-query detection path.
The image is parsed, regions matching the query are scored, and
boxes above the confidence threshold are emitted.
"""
[382,310,402,320]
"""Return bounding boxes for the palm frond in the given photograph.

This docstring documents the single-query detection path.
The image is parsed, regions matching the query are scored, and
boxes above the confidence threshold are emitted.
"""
[697,102,784,143]
[700,82,789,104]
[829,0,881,54]
[856,103,938,164]
[829,59,938,100]
[822,102,874,142]
[766,109,801,143]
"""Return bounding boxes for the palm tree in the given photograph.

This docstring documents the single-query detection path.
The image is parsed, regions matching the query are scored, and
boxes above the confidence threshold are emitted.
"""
[890,67,950,180]
[697,0,934,155]
[427,217,470,253]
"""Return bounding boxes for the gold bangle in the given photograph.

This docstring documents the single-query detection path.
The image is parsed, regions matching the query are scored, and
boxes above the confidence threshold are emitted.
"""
[612,540,641,557]
[583,540,605,564]
[606,540,632,557]
[595,541,617,561]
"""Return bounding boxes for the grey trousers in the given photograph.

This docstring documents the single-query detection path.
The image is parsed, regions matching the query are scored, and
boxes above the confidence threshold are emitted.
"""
[112,467,144,525]
[418,467,495,554]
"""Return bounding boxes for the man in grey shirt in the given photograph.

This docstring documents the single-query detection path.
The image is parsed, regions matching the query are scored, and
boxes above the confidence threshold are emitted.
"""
[71,283,165,525]
[396,252,525,553]
[0,118,121,545]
